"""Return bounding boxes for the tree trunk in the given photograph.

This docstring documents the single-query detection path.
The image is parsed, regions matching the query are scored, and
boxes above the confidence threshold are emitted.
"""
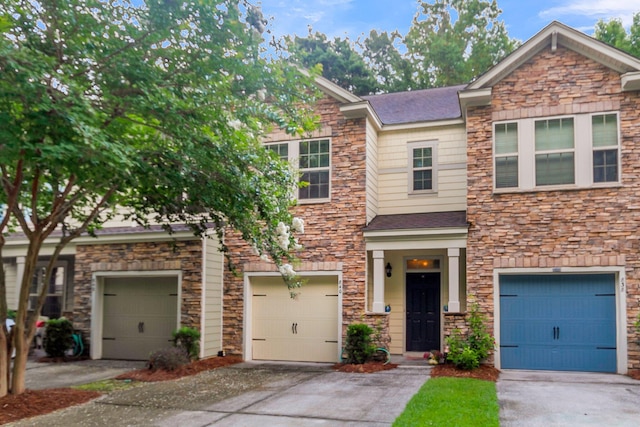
[10,346,28,395]
[0,329,7,397]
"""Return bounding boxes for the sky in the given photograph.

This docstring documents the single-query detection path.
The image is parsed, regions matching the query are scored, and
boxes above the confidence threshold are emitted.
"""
[257,0,640,44]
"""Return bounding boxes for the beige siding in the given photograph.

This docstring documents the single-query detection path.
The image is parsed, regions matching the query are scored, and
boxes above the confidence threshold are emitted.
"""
[377,124,467,215]
[365,119,379,223]
[201,237,223,358]
[3,263,18,310]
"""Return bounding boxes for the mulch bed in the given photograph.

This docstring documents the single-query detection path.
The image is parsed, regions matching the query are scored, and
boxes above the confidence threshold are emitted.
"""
[115,355,243,382]
[431,363,501,382]
[0,388,101,425]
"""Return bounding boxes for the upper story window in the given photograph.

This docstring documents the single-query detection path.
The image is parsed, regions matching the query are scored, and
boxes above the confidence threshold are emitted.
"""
[592,114,619,183]
[408,141,438,194]
[267,138,331,202]
[534,118,575,186]
[494,112,620,192]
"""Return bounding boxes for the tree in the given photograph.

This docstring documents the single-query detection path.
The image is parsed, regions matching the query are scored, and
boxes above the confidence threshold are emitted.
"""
[595,13,640,58]
[286,30,380,95]
[360,30,413,93]
[0,0,318,396]
[404,0,517,88]
[285,1,517,94]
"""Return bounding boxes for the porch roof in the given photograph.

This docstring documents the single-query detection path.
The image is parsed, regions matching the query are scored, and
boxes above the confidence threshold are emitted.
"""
[364,211,467,232]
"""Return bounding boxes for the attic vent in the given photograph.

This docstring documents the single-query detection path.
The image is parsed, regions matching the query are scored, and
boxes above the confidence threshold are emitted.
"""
[551,31,558,52]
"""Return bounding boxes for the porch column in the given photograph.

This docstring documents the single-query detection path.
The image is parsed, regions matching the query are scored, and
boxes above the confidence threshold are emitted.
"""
[447,248,461,313]
[15,256,25,306]
[372,250,385,313]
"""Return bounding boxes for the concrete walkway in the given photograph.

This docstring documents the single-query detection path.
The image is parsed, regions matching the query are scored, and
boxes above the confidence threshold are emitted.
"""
[498,370,640,426]
[11,362,431,426]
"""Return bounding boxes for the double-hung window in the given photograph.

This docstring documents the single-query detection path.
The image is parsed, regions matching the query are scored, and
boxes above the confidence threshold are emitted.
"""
[592,114,619,183]
[534,118,575,186]
[495,123,519,188]
[299,139,330,200]
[409,141,438,193]
[266,138,331,202]
[494,112,620,191]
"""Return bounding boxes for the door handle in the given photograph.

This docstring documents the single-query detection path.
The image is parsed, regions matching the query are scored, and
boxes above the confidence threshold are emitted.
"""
[138,322,144,333]
[291,323,298,334]
[552,326,560,340]
[557,326,559,340]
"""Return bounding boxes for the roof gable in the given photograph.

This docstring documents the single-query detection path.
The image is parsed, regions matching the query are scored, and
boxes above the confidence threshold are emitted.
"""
[467,21,640,91]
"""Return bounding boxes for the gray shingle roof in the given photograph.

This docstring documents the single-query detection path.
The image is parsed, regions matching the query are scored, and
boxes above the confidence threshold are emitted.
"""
[363,85,466,125]
[364,211,467,232]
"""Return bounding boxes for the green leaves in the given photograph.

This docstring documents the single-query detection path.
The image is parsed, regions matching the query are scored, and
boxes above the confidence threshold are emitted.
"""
[286,0,518,93]
[595,13,640,58]
[0,0,318,268]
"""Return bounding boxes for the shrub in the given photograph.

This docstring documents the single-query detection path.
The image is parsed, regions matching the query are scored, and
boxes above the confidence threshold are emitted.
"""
[44,317,74,358]
[147,347,190,371]
[446,302,494,370]
[7,309,16,320]
[344,323,375,364]
[172,326,201,360]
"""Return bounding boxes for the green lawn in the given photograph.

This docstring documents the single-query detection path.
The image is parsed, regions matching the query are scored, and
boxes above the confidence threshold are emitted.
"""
[393,377,499,426]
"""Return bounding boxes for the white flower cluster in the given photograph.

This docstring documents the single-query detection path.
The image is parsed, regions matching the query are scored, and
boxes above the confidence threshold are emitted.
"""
[291,217,304,233]
[276,221,290,251]
[275,217,304,252]
[279,263,296,279]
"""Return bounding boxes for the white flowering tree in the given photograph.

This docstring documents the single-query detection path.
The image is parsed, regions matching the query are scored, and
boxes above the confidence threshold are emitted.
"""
[0,0,319,396]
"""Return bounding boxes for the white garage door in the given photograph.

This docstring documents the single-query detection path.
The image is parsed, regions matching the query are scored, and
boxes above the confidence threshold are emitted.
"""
[252,276,339,363]
[102,276,178,360]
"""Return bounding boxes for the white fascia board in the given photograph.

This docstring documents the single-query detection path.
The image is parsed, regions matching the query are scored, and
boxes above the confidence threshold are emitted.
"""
[314,75,362,103]
[380,118,465,132]
[365,235,468,251]
[468,21,640,91]
[458,88,492,119]
[622,71,640,92]
[364,226,468,239]
[340,101,383,130]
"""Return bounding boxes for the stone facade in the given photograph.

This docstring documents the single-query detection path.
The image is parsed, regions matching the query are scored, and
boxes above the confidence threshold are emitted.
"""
[222,95,382,356]
[466,46,640,371]
[73,240,203,341]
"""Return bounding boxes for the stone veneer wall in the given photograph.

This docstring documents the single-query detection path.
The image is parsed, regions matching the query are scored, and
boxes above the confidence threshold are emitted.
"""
[223,95,376,356]
[466,46,640,371]
[73,240,203,339]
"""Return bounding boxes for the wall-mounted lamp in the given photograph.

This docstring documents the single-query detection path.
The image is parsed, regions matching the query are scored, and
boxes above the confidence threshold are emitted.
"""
[385,262,392,277]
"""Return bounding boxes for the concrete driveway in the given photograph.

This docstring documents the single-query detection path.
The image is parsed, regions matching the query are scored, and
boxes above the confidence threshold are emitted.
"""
[498,370,640,426]
[11,362,431,426]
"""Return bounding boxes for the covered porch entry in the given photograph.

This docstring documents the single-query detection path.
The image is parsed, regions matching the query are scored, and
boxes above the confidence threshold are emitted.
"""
[363,212,467,356]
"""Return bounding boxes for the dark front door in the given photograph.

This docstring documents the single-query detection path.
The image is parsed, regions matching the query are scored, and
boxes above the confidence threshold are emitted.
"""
[406,272,441,352]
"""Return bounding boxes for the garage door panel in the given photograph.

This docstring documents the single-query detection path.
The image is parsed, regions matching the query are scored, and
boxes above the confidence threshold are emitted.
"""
[102,277,178,360]
[500,274,616,373]
[252,278,338,363]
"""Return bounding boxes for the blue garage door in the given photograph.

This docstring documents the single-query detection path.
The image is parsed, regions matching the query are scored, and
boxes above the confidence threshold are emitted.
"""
[500,274,616,372]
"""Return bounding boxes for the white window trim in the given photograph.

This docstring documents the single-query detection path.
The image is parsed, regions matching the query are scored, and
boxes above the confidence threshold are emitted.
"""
[265,138,332,204]
[408,140,438,195]
[493,112,621,193]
